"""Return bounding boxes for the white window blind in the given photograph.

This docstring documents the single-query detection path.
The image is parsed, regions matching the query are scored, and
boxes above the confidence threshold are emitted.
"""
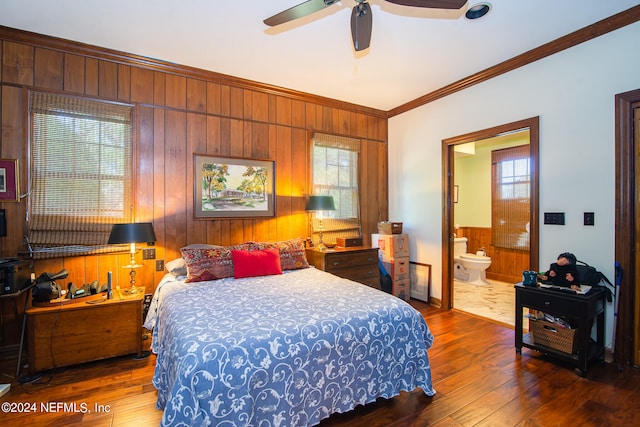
[27,92,134,259]
[310,133,361,245]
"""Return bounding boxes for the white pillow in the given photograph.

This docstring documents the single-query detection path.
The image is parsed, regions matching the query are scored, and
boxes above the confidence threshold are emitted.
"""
[165,257,187,276]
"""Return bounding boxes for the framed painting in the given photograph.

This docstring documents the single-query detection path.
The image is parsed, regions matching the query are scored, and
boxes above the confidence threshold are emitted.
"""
[194,154,275,219]
[0,159,19,202]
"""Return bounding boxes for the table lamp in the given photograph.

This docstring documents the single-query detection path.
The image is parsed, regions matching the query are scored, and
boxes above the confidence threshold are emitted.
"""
[108,222,156,294]
[305,195,335,251]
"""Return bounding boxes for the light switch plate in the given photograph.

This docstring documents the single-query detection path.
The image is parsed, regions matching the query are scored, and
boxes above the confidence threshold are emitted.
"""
[584,212,595,226]
[544,212,565,225]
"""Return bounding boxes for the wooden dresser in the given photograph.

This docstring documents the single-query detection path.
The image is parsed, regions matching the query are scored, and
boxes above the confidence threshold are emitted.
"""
[306,246,380,289]
[26,292,143,375]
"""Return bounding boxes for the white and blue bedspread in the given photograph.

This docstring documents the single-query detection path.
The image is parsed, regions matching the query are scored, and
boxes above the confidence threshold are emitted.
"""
[147,267,435,426]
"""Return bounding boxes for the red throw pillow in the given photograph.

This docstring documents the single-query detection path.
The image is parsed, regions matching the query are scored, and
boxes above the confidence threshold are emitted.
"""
[231,248,283,279]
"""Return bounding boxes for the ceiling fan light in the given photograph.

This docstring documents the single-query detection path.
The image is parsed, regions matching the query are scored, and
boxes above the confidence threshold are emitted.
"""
[465,3,491,20]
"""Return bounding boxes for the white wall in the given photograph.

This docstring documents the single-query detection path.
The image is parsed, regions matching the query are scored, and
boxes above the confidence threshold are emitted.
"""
[388,22,640,347]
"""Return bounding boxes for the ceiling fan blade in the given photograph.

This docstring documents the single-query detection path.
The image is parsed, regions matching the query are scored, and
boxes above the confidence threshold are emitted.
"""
[351,2,373,51]
[264,0,339,26]
[384,0,467,9]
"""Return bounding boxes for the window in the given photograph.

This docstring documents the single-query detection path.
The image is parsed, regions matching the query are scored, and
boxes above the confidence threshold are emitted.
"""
[27,92,134,258]
[491,145,530,250]
[310,133,361,244]
[498,157,530,199]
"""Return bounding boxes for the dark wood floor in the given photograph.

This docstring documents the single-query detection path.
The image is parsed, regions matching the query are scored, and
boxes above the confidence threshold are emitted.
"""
[1,300,638,426]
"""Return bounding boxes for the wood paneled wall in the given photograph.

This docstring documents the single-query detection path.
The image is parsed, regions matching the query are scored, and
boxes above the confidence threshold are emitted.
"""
[0,26,388,348]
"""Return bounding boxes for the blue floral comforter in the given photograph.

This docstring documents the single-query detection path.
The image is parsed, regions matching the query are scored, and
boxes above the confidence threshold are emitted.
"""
[147,267,435,426]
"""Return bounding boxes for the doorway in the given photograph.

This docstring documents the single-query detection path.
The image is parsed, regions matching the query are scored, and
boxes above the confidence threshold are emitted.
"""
[441,117,540,311]
[451,131,530,324]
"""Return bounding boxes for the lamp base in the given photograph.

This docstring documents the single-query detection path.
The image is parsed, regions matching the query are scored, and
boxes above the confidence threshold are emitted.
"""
[123,264,142,294]
[315,242,328,251]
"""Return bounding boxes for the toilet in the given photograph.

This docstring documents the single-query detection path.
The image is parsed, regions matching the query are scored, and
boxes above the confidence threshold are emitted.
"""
[453,237,491,286]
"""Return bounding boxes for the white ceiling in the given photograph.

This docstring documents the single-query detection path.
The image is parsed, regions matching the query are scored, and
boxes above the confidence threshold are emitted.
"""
[1,0,639,111]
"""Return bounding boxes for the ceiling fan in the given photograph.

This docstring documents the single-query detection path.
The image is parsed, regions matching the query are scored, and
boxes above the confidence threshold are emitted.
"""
[264,0,468,51]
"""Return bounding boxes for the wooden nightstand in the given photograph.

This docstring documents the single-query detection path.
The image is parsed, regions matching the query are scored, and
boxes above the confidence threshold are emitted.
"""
[26,292,143,375]
[306,246,380,289]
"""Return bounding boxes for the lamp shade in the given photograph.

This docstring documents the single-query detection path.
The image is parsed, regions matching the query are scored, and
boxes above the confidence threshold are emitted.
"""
[108,222,156,245]
[305,195,335,211]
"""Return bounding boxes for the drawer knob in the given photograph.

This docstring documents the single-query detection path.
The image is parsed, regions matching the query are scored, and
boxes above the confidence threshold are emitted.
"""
[332,261,340,266]
[544,301,550,306]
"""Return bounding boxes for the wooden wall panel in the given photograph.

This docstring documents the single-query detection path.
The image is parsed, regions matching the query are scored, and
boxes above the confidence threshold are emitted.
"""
[137,106,155,222]
[230,87,243,119]
[0,27,389,349]
[98,60,118,99]
[85,58,98,96]
[34,47,63,90]
[153,71,165,106]
[186,113,207,245]
[186,78,206,113]
[117,64,131,101]
[0,86,24,254]
[165,74,186,109]
[130,67,154,104]
[2,41,33,85]
[64,53,85,94]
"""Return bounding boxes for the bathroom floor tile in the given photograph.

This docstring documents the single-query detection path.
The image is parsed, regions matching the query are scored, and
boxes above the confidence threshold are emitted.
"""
[453,279,522,326]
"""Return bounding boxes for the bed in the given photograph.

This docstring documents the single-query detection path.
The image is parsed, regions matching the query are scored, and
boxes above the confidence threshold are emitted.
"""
[145,243,435,426]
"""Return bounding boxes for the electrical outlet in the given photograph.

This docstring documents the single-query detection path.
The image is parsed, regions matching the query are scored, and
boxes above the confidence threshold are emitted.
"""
[142,248,156,260]
[156,259,164,272]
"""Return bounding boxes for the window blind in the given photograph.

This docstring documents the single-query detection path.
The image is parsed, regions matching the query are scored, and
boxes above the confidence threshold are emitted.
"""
[27,92,134,258]
[491,145,530,250]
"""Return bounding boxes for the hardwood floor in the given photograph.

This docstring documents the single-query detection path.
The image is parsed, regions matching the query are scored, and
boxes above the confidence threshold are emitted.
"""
[1,300,638,426]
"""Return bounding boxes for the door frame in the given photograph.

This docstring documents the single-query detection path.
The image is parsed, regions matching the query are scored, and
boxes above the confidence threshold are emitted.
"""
[441,117,540,309]
[614,88,640,367]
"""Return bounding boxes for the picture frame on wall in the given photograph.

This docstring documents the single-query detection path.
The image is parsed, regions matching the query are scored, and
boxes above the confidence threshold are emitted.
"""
[0,159,19,202]
[193,154,275,219]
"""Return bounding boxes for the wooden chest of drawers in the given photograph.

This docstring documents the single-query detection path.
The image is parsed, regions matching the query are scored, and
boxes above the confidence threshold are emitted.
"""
[306,246,380,289]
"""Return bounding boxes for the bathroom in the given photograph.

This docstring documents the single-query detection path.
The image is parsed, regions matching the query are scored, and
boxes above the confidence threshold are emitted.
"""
[453,130,531,323]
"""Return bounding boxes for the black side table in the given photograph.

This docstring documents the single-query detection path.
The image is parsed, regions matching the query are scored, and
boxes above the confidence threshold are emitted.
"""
[514,283,606,376]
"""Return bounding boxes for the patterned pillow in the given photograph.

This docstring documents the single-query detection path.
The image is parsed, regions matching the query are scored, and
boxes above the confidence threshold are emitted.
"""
[244,238,309,270]
[180,244,245,282]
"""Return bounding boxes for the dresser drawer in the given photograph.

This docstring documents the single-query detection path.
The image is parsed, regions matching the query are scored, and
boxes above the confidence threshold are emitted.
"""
[332,263,379,282]
[323,249,378,271]
[305,247,380,288]
[520,289,603,318]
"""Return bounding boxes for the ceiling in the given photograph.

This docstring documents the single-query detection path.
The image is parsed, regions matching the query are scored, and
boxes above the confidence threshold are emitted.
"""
[1,0,639,111]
